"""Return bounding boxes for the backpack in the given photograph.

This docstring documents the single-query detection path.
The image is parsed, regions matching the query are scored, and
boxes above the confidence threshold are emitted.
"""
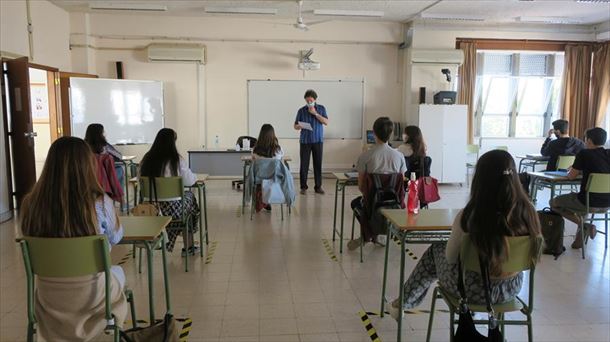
[367,174,401,236]
[537,208,566,259]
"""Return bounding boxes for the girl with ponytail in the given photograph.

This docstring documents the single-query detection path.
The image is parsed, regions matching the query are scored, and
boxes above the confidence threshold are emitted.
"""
[388,149,541,319]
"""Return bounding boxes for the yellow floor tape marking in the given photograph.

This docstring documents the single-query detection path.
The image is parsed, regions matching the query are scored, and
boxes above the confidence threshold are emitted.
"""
[358,310,382,342]
[205,241,218,264]
[123,317,192,341]
[321,239,339,262]
[117,251,134,266]
[391,236,419,260]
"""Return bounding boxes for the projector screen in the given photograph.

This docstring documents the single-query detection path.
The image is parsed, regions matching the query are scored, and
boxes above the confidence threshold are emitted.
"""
[70,77,164,144]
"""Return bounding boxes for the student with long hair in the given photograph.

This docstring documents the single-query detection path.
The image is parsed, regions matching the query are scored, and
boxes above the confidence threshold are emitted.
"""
[85,123,124,203]
[139,128,199,254]
[252,124,284,211]
[389,150,541,319]
[398,125,430,178]
[20,137,128,341]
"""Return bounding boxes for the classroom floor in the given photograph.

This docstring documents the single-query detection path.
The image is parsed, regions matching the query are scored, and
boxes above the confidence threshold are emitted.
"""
[1,178,609,342]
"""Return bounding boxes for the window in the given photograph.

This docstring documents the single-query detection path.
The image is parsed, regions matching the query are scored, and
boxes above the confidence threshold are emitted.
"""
[474,51,564,138]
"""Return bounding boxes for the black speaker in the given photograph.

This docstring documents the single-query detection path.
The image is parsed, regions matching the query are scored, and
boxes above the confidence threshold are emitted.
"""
[419,87,426,104]
[116,61,124,79]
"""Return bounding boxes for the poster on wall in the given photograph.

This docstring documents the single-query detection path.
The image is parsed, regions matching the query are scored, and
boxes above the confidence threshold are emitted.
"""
[30,84,49,122]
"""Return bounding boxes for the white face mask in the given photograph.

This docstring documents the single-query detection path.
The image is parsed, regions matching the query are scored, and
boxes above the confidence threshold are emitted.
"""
[402,134,408,141]
[307,101,316,107]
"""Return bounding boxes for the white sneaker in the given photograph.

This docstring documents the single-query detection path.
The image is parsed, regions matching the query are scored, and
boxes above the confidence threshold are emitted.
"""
[375,235,387,246]
[347,238,363,251]
[388,299,402,322]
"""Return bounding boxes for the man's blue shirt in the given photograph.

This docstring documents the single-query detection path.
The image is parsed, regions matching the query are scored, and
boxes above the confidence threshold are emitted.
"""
[294,104,327,144]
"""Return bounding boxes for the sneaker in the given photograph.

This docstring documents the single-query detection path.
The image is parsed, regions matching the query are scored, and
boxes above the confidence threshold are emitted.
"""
[300,189,307,195]
[388,299,402,322]
[181,246,200,257]
[314,188,325,195]
[375,235,387,246]
[264,204,272,212]
[347,238,363,251]
[584,223,597,240]
[571,229,583,249]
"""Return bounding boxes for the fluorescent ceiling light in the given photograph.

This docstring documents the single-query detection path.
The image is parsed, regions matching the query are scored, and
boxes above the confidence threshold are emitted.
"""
[518,16,583,24]
[575,0,610,3]
[313,9,384,17]
[205,7,277,15]
[420,13,485,21]
[89,3,167,11]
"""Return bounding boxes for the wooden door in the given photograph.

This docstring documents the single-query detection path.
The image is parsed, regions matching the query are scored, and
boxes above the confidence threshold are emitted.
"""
[3,57,36,207]
[58,72,97,136]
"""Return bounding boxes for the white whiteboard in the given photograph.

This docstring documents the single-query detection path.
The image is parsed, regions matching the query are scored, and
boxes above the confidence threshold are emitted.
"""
[248,80,363,139]
[70,78,164,144]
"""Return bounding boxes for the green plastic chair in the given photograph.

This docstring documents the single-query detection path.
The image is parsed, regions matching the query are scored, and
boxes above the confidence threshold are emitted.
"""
[495,145,509,151]
[555,155,577,194]
[576,173,610,259]
[139,176,202,272]
[426,235,543,342]
[17,235,136,342]
[247,159,290,221]
[466,144,480,186]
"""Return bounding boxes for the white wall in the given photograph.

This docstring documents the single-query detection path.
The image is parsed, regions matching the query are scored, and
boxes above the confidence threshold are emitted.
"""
[71,13,404,168]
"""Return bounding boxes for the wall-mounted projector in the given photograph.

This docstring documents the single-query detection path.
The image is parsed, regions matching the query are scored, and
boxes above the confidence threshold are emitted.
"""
[298,61,321,70]
[298,48,320,71]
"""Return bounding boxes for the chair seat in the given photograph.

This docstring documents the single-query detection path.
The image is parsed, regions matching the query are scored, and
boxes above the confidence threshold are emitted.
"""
[437,286,524,313]
[589,207,610,214]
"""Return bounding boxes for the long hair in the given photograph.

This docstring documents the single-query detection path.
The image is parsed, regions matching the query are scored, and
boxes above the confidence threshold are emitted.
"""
[20,137,104,238]
[460,150,541,275]
[253,124,281,158]
[140,128,180,177]
[405,125,426,158]
[84,123,107,154]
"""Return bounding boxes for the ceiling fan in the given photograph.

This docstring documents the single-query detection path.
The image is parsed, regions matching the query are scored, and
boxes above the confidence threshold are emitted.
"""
[292,0,327,31]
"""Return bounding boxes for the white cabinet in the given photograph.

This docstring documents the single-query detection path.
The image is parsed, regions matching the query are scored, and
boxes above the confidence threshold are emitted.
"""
[406,104,467,184]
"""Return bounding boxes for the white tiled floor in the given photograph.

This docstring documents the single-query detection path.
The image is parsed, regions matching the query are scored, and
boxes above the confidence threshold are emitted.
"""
[1,177,609,341]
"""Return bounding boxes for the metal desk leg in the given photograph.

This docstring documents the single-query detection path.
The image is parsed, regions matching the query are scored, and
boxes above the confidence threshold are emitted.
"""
[396,232,407,342]
[203,184,209,246]
[339,183,346,253]
[145,242,155,324]
[332,180,339,242]
[161,233,172,314]
[123,162,129,213]
[380,225,392,317]
[550,184,556,204]
[242,162,247,214]
[530,177,538,203]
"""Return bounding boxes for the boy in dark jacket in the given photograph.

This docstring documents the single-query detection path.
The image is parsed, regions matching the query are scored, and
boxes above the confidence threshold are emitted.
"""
[540,119,585,171]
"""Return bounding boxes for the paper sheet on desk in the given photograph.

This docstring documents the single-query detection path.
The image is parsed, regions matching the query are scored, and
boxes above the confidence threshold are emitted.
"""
[298,121,313,131]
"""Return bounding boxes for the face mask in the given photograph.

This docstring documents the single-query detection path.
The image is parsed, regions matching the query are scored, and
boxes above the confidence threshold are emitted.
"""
[402,134,408,141]
[307,101,316,107]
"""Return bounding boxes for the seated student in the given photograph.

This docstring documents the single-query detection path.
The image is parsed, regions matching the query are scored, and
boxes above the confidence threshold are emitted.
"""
[85,123,125,185]
[388,150,541,320]
[540,119,585,171]
[140,128,200,255]
[398,125,430,179]
[252,124,284,212]
[348,117,407,250]
[551,127,610,249]
[19,137,128,341]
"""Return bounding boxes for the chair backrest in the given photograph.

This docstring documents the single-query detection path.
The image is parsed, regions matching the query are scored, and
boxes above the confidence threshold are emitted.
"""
[556,155,576,170]
[466,144,480,155]
[460,235,542,274]
[406,156,432,178]
[494,146,509,152]
[251,158,282,181]
[237,136,257,148]
[586,173,610,195]
[139,176,184,201]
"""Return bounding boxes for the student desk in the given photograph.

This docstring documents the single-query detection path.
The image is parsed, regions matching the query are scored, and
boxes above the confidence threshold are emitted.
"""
[528,171,581,203]
[331,172,358,253]
[379,208,457,342]
[119,216,172,325]
[117,155,136,213]
[240,155,292,214]
[188,150,252,177]
[516,154,549,173]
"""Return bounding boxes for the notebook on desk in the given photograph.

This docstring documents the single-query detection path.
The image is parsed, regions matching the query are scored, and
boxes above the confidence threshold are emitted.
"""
[344,172,358,179]
[544,170,568,177]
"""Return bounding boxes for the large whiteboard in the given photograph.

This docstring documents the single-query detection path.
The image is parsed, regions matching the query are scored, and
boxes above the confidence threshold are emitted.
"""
[248,80,363,139]
[70,78,164,144]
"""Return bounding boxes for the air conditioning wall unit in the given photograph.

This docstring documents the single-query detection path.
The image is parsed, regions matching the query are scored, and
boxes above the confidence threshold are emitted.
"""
[147,44,206,64]
[410,49,464,65]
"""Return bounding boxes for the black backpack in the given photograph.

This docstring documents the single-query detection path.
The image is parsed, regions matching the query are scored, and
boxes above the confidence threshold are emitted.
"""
[367,174,401,236]
[537,208,566,259]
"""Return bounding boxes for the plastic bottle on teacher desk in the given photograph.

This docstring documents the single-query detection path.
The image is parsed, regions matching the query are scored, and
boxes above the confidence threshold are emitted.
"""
[214,135,220,149]
[407,172,419,214]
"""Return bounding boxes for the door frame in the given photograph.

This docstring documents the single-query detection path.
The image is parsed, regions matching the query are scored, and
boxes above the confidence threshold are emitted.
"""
[58,71,98,137]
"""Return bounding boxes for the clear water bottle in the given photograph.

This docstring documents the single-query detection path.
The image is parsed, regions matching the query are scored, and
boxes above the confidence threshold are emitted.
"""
[214,135,219,149]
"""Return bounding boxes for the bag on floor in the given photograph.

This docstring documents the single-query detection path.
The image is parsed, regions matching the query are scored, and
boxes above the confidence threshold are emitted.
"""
[120,313,179,342]
[537,208,566,259]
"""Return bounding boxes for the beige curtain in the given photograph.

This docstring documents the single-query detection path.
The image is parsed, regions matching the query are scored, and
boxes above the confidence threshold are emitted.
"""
[590,42,610,128]
[561,44,593,138]
[458,41,476,144]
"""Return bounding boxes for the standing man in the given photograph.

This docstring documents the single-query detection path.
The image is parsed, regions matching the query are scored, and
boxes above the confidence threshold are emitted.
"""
[294,89,329,195]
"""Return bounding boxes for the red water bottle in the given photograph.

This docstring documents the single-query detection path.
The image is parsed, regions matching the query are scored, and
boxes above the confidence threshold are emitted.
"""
[407,172,419,214]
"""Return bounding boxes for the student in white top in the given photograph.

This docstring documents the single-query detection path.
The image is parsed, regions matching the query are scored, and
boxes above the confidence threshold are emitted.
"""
[140,128,200,255]
[388,150,542,321]
[252,124,284,211]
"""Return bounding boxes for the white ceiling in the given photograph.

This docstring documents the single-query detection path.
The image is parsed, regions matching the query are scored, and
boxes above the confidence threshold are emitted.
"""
[51,0,610,26]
